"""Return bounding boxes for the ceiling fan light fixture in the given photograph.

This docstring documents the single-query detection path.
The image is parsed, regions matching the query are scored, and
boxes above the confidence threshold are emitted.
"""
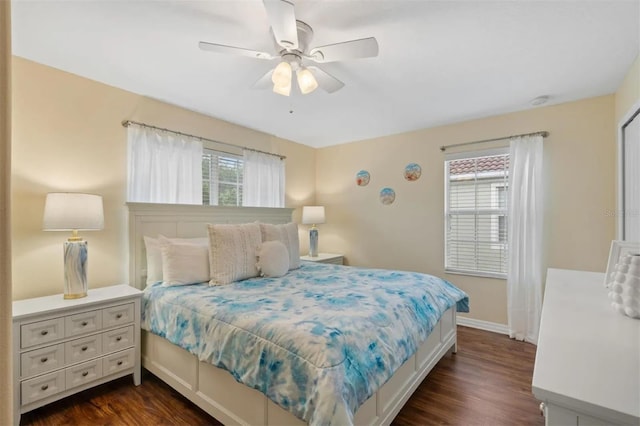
[297,67,318,94]
[272,61,292,87]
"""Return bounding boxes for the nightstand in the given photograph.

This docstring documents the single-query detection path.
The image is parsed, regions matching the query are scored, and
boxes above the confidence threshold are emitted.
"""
[300,253,344,265]
[12,284,142,425]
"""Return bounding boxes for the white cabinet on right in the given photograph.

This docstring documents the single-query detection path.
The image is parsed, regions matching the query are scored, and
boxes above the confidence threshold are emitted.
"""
[532,268,639,425]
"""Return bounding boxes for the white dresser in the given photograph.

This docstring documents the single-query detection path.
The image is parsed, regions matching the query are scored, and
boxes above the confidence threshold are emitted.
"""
[12,285,142,425]
[532,269,640,425]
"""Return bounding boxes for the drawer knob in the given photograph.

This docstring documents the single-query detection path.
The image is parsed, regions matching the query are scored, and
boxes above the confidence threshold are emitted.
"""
[40,357,48,363]
[81,346,88,352]
[82,371,89,377]
[116,337,122,342]
[116,313,123,319]
[40,330,48,336]
[81,321,88,326]
[117,361,123,366]
[41,384,49,391]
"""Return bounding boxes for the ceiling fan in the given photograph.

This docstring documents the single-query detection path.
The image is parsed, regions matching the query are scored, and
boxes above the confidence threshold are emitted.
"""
[198,0,379,96]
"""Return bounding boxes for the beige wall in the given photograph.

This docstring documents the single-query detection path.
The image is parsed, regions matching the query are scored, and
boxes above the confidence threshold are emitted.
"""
[316,96,616,324]
[1,2,13,423]
[11,57,316,301]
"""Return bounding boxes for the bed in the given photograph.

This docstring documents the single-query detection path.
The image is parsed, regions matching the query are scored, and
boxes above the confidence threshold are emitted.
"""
[128,203,469,425]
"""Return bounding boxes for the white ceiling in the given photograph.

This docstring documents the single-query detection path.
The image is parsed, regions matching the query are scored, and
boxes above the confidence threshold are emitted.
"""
[11,0,640,148]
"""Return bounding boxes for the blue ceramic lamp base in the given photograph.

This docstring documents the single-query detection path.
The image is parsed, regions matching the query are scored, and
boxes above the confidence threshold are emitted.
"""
[63,240,88,299]
[309,227,319,257]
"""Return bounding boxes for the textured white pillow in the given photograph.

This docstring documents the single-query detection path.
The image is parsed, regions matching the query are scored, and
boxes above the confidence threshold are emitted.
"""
[259,222,301,269]
[161,241,210,286]
[208,223,262,285]
[143,235,208,285]
[257,241,290,278]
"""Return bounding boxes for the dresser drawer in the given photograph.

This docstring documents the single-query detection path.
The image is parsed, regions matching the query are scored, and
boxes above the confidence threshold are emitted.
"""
[103,326,134,354]
[65,359,103,390]
[65,310,102,337]
[103,303,134,329]
[21,318,65,349]
[21,370,65,405]
[65,334,102,365]
[103,348,135,376]
[20,344,64,379]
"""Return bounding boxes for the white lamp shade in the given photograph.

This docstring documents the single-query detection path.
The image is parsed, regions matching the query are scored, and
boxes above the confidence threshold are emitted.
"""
[43,193,104,231]
[302,206,325,225]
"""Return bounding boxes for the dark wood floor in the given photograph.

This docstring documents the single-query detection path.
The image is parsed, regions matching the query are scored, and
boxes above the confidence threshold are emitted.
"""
[20,326,543,426]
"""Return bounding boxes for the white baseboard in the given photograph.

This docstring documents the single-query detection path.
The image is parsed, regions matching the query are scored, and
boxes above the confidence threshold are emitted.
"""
[456,316,509,335]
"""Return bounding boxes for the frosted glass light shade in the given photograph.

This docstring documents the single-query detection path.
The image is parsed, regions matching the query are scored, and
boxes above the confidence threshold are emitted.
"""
[273,80,292,96]
[297,68,318,94]
[43,193,104,231]
[302,206,325,225]
[272,61,292,87]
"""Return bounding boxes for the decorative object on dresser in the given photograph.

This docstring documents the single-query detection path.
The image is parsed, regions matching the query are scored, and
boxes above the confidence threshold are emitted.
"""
[604,240,640,287]
[300,252,344,265]
[532,269,639,425]
[12,284,142,425]
[42,193,104,299]
[607,252,640,319]
[301,205,325,257]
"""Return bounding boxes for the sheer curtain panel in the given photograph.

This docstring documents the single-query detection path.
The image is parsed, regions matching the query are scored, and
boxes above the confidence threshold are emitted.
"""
[127,125,203,204]
[507,135,544,344]
[242,149,285,207]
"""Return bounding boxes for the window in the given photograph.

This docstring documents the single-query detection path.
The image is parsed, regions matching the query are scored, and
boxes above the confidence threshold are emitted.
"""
[445,150,509,278]
[202,149,243,206]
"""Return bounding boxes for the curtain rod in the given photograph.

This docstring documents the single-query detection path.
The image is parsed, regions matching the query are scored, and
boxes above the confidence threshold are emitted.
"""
[121,120,286,160]
[440,131,549,152]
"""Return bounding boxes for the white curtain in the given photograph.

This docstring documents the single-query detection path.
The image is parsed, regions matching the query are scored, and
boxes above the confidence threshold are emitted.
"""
[127,125,203,204]
[242,149,285,207]
[507,135,544,344]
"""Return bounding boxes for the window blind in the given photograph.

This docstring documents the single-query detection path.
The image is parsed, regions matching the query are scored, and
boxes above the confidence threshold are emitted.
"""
[445,151,509,278]
[202,149,243,206]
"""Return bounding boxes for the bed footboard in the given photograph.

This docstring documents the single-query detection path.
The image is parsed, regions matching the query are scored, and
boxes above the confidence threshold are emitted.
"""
[141,306,457,425]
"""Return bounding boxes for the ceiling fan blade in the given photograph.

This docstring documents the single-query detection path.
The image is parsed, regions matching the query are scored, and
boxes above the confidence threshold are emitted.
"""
[252,69,275,89]
[263,0,298,50]
[307,66,345,94]
[199,41,274,60]
[309,37,379,63]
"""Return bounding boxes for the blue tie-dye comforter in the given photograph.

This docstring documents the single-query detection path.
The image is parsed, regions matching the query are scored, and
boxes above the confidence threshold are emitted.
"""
[142,262,468,425]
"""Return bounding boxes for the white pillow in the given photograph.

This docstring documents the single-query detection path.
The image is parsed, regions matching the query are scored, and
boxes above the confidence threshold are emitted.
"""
[143,235,208,285]
[259,222,301,270]
[208,223,262,286]
[161,241,210,286]
[257,241,290,278]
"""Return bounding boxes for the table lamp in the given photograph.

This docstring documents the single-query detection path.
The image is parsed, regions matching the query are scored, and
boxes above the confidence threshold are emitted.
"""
[302,206,325,257]
[43,193,104,299]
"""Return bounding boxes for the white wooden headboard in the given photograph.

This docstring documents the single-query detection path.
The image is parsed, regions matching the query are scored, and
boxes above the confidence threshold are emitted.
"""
[127,202,294,289]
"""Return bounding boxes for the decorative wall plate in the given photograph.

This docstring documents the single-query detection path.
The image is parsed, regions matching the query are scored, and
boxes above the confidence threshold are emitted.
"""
[404,163,422,181]
[356,170,370,186]
[379,187,395,205]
